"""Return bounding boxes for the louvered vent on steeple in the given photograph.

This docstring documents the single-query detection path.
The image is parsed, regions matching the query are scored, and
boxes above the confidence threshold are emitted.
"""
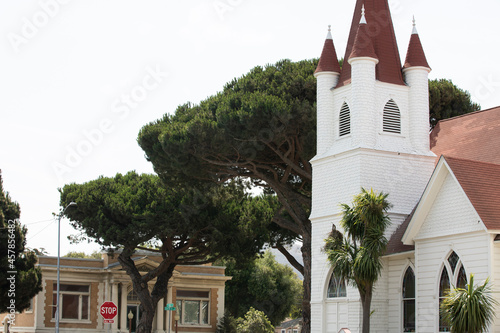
[383,99,401,134]
[339,102,351,137]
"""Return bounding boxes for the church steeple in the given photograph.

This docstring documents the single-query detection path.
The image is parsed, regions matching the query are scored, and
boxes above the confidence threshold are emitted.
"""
[403,17,431,70]
[348,5,378,61]
[315,25,341,74]
[314,26,341,155]
[338,0,405,87]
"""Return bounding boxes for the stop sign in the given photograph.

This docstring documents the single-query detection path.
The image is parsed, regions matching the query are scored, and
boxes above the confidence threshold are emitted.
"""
[100,301,118,322]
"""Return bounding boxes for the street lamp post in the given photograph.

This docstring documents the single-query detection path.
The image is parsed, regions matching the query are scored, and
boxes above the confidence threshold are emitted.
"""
[128,310,134,333]
[55,202,76,333]
[174,313,180,333]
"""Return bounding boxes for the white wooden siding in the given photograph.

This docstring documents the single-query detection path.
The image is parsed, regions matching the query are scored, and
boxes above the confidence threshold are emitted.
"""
[416,172,484,241]
[416,232,490,333]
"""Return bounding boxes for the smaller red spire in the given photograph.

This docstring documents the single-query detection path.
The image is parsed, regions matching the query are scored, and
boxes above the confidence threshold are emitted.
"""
[315,26,341,74]
[403,17,430,70]
[348,5,378,61]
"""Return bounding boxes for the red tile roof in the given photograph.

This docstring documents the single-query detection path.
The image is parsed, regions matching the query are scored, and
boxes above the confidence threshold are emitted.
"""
[337,0,405,87]
[315,36,341,74]
[431,107,500,164]
[445,156,500,230]
[403,32,430,70]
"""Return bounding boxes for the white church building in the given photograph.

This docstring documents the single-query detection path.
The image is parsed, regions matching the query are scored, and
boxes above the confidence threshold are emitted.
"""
[310,0,500,332]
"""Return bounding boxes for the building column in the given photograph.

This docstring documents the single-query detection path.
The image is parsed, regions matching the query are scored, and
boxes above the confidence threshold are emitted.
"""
[120,285,128,331]
[156,297,164,333]
[112,283,119,333]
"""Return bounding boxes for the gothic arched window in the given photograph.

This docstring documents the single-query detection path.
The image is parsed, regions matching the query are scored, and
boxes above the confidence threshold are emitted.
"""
[383,99,401,134]
[402,267,416,332]
[327,271,346,298]
[439,251,467,332]
[339,102,351,137]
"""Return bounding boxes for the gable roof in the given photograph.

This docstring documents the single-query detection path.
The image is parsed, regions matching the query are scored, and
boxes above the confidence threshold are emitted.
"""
[401,155,500,246]
[385,107,500,252]
[430,106,500,164]
[337,0,405,87]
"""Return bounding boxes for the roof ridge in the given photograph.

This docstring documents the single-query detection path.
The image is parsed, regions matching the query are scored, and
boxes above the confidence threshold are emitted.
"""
[444,155,500,168]
[436,106,498,123]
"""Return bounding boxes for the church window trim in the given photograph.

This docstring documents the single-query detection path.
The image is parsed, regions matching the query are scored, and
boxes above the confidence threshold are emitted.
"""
[339,102,351,137]
[326,270,347,299]
[383,99,401,134]
[401,265,416,333]
[438,251,468,332]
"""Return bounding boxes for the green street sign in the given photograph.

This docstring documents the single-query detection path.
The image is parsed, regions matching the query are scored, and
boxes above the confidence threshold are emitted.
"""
[165,303,176,311]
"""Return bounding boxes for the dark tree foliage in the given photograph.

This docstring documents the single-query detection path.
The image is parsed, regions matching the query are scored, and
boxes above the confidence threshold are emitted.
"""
[60,171,272,333]
[220,251,302,326]
[138,59,317,332]
[429,79,480,128]
[215,312,238,333]
[0,171,42,313]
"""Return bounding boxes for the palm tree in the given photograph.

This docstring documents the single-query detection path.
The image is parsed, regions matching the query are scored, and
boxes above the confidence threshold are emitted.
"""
[324,188,391,333]
[440,274,498,333]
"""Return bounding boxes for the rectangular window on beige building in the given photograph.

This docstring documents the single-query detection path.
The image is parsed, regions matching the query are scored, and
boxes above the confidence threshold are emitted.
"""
[52,284,90,321]
[176,290,210,326]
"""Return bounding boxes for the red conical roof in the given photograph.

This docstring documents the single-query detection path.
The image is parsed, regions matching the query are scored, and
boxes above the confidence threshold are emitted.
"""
[338,0,405,87]
[403,22,430,70]
[348,15,378,61]
[315,28,341,74]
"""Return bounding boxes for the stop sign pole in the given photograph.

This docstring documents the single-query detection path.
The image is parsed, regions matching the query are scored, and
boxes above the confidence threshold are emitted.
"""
[100,301,118,324]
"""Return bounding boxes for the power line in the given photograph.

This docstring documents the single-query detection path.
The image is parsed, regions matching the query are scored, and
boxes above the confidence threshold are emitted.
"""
[27,219,55,241]
[24,218,55,226]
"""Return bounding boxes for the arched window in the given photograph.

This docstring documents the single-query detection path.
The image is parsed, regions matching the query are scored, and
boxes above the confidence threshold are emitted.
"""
[327,271,346,298]
[339,102,351,137]
[402,267,415,332]
[383,99,401,134]
[439,251,468,332]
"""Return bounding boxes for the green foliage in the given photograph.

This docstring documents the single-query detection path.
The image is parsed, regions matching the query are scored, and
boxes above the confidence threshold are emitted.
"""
[138,58,319,329]
[64,250,102,259]
[0,171,42,313]
[138,58,318,231]
[221,250,303,326]
[440,274,498,333]
[60,172,268,261]
[325,188,391,333]
[236,307,274,333]
[215,312,238,333]
[429,79,480,128]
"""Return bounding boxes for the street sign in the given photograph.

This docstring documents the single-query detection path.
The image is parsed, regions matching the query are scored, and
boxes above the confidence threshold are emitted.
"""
[165,303,176,311]
[100,301,118,323]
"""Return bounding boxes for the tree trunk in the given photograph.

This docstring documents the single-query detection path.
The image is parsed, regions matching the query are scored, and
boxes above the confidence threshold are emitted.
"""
[360,284,373,333]
[300,223,312,333]
[136,308,155,333]
[117,251,175,333]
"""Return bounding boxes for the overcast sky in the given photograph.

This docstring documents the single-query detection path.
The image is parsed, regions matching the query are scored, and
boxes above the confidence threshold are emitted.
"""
[1,0,499,256]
